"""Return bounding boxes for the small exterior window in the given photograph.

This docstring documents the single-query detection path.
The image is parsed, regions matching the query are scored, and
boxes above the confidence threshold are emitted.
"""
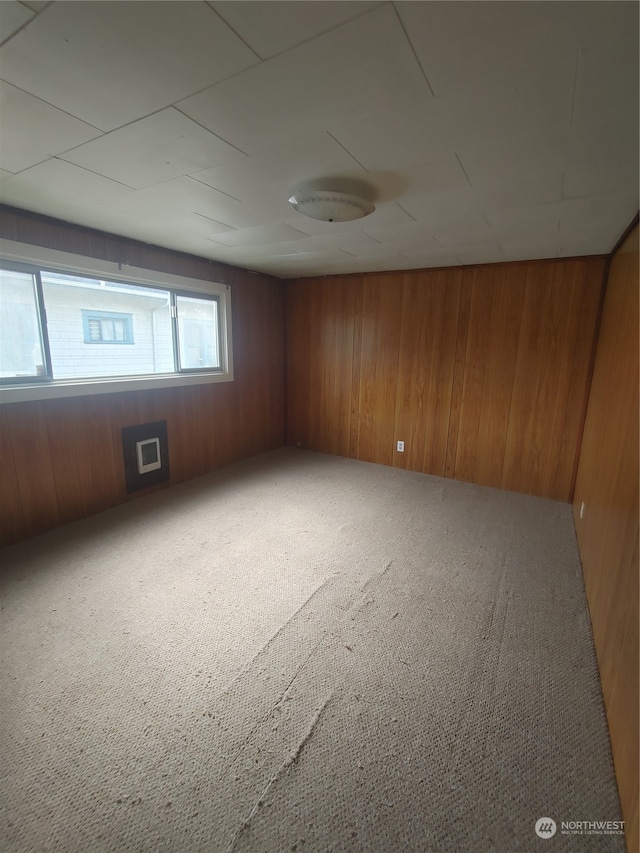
[82,311,134,344]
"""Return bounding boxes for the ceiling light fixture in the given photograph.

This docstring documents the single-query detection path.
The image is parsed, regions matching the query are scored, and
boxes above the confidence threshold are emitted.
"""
[288,189,375,222]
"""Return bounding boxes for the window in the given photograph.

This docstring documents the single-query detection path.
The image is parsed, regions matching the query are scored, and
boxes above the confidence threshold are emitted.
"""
[82,311,134,344]
[0,242,232,402]
[1,266,221,381]
[176,296,219,370]
[0,268,48,381]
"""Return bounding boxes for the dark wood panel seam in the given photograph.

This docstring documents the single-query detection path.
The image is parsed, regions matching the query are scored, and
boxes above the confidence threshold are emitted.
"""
[443,276,466,477]
[283,281,291,446]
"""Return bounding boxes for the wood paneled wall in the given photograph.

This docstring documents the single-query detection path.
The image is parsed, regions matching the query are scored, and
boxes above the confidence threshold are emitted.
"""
[287,256,606,501]
[0,206,285,546]
[573,224,639,853]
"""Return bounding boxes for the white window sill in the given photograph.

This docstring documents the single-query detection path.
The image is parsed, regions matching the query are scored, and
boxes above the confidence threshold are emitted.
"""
[0,370,233,404]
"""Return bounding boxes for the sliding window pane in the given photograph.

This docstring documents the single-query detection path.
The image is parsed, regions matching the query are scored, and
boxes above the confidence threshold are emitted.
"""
[0,269,47,380]
[176,295,219,370]
[41,271,174,378]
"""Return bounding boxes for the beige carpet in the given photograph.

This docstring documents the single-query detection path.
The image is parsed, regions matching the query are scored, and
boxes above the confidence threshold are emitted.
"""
[0,448,624,852]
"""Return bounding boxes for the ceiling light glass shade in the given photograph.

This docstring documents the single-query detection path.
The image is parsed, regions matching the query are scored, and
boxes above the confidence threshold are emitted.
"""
[288,190,375,222]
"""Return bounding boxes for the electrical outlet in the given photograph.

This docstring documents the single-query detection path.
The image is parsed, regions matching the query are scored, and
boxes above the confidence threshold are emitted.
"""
[397,440,405,452]
[579,501,585,519]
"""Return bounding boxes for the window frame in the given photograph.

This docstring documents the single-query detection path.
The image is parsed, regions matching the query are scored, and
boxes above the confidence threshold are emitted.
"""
[0,264,54,386]
[81,310,135,345]
[173,290,222,373]
[0,239,233,403]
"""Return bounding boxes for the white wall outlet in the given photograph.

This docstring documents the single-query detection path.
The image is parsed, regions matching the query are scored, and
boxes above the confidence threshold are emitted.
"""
[397,440,405,452]
[579,501,585,519]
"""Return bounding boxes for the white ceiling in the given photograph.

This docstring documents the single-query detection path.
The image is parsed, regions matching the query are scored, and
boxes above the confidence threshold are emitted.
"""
[0,1,638,279]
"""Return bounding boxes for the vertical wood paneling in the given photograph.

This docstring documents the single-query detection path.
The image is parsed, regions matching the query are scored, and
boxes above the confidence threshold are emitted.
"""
[557,263,605,500]
[285,281,310,449]
[573,224,639,853]
[44,398,96,524]
[0,207,285,547]
[320,279,342,458]
[349,278,364,460]
[371,276,403,467]
[6,402,61,537]
[527,264,564,495]
[210,382,237,470]
[395,272,458,475]
[286,256,606,501]
[540,265,583,497]
[395,274,428,473]
[307,280,326,454]
[336,280,355,458]
[454,271,494,484]
[0,415,25,536]
[81,394,121,512]
[286,274,367,462]
[356,278,379,464]
[427,272,460,477]
[445,276,471,479]
[501,267,547,494]
[474,267,524,489]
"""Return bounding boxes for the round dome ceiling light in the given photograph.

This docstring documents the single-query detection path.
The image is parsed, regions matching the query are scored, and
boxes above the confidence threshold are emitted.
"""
[288,189,375,222]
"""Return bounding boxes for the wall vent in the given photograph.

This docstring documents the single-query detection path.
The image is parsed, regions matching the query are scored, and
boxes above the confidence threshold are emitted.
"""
[122,420,169,493]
